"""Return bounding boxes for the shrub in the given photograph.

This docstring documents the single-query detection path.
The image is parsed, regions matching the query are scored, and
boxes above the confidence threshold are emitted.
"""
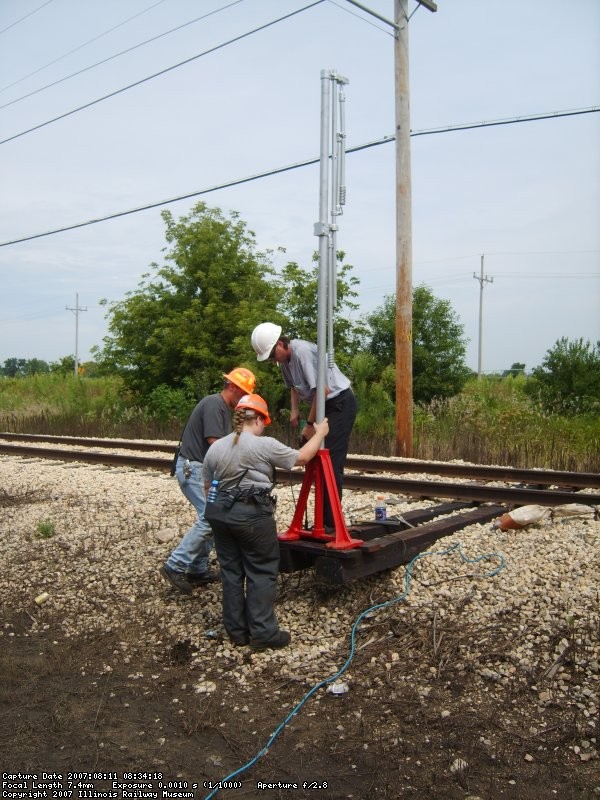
[527,337,600,416]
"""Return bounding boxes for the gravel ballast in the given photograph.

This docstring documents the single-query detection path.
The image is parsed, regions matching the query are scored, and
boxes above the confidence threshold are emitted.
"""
[1,452,598,789]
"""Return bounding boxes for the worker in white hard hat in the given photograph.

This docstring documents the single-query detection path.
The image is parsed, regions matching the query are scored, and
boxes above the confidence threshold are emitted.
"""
[251,322,357,529]
[160,367,257,595]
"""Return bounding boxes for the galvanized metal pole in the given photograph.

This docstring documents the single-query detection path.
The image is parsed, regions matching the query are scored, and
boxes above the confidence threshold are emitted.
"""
[394,0,413,456]
[328,77,338,364]
[315,70,349,424]
[315,70,331,427]
[327,75,348,366]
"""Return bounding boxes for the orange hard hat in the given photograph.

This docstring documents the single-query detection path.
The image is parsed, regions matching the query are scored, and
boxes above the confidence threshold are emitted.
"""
[223,367,256,395]
[236,393,271,425]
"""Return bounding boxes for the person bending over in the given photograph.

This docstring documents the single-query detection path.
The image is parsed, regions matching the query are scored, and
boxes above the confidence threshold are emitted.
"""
[251,322,356,529]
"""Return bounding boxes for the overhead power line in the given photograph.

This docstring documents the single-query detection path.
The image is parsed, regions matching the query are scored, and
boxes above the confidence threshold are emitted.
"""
[0,0,56,36]
[0,105,598,248]
[414,249,600,264]
[0,0,169,94]
[326,0,394,35]
[0,1,326,146]
[411,107,600,136]
[0,0,247,109]
[488,272,599,278]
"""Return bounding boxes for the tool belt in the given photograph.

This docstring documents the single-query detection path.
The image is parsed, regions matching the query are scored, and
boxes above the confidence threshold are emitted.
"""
[221,487,276,511]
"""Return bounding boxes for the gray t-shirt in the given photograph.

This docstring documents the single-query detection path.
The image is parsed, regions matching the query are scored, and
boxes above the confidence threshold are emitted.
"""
[180,392,231,462]
[203,431,299,492]
[279,339,350,403]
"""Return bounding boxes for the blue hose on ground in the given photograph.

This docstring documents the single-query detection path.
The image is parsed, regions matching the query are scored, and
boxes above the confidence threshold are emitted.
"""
[203,541,505,799]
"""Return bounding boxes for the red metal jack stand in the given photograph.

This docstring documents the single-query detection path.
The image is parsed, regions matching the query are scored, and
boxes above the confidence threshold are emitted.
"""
[278,449,363,550]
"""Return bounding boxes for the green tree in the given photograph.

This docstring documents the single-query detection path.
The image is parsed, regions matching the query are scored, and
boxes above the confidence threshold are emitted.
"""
[24,358,50,376]
[363,295,396,366]
[49,355,76,375]
[502,362,526,378]
[528,337,600,415]
[78,360,102,378]
[275,254,366,370]
[2,358,27,377]
[93,203,282,399]
[363,285,472,403]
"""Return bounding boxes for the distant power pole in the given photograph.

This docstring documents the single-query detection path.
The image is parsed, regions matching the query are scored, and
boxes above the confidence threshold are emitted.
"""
[65,293,87,376]
[473,254,493,377]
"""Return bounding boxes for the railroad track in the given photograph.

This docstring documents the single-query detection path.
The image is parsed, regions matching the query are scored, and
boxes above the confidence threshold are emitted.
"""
[2,433,598,585]
[1,433,599,507]
[1,432,598,488]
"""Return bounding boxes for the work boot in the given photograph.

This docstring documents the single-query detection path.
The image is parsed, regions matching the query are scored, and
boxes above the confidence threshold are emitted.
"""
[187,568,219,585]
[250,630,291,651]
[228,633,250,646]
[159,564,193,595]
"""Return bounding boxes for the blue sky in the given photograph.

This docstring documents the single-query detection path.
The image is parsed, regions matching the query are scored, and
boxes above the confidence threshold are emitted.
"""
[1,0,599,373]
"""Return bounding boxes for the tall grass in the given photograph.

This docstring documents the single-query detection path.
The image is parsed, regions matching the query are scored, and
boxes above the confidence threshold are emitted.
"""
[351,374,599,471]
[413,395,600,471]
[1,374,598,471]
[426,376,600,470]
[0,375,174,439]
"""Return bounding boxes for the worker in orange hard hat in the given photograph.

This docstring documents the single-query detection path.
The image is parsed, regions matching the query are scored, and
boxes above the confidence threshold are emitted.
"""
[203,394,328,651]
[160,367,257,596]
[235,392,271,424]
[221,367,255,395]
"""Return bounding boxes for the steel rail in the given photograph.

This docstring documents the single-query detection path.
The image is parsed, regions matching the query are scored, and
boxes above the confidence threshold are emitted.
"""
[347,457,600,489]
[1,432,598,489]
[1,442,599,507]
[0,432,170,451]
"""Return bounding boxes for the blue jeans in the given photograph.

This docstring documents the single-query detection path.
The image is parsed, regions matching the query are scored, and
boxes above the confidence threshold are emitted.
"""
[166,455,213,575]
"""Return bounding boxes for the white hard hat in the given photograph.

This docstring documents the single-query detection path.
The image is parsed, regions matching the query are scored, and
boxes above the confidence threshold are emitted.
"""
[251,322,282,362]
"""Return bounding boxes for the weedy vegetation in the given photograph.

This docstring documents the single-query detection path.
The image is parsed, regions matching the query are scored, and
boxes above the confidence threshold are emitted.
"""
[35,518,57,539]
[0,373,598,472]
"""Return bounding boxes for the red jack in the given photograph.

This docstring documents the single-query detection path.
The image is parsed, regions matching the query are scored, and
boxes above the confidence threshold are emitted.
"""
[278,449,363,550]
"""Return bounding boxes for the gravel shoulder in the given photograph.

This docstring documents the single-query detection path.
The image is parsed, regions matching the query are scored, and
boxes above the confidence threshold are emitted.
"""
[1,454,599,799]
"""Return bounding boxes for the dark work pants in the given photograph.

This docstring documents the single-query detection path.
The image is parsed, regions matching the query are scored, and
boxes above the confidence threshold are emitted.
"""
[205,499,280,643]
[323,388,357,527]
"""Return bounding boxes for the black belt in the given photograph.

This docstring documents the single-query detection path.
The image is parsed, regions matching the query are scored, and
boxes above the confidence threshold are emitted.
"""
[326,387,351,403]
[220,490,276,509]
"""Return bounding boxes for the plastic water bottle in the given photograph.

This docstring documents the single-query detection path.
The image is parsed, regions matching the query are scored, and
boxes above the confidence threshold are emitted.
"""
[206,479,219,503]
[375,495,387,521]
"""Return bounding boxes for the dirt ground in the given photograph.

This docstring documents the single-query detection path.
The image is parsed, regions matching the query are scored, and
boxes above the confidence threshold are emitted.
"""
[2,588,598,800]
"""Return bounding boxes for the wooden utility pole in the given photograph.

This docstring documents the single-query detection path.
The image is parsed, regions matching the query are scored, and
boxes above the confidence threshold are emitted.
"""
[345,0,436,456]
[394,0,413,456]
[394,0,436,456]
